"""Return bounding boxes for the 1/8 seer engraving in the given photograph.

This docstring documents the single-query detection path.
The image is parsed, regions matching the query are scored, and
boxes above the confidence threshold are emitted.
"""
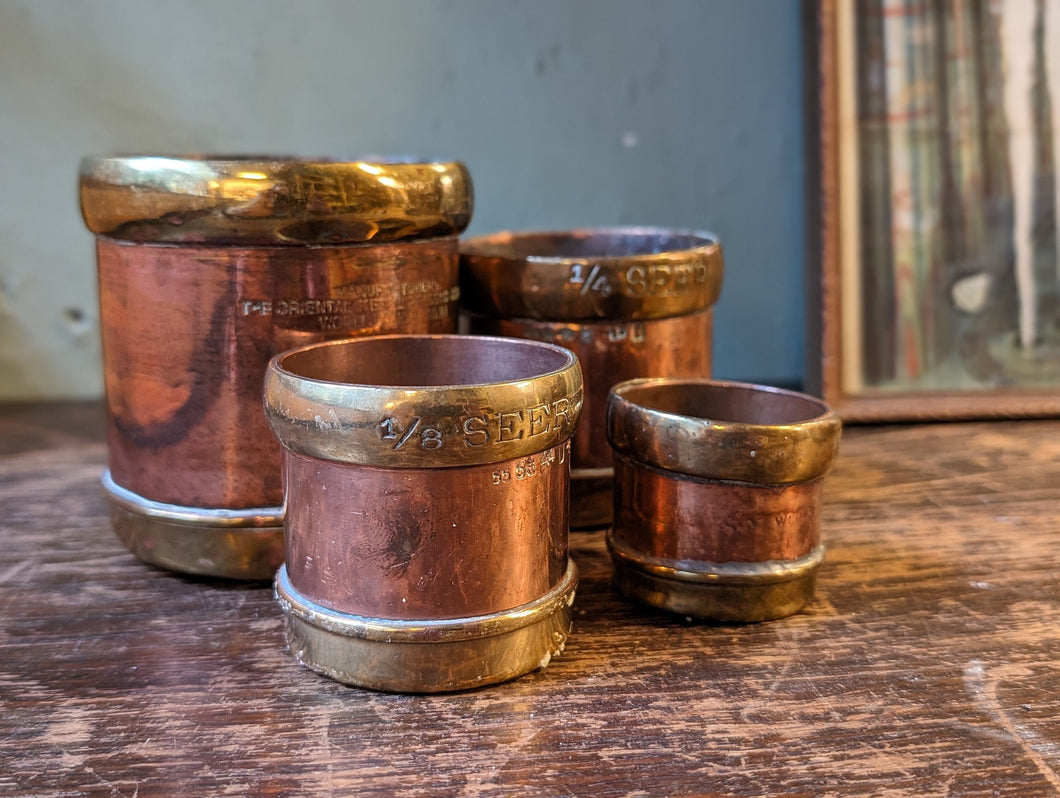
[462,398,575,446]
[377,398,578,452]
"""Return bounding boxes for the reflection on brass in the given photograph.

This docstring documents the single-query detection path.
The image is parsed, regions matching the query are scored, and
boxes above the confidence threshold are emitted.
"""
[265,334,583,692]
[83,155,471,580]
[606,378,841,622]
[461,228,721,529]
[80,156,472,244]
[265,336,582,469]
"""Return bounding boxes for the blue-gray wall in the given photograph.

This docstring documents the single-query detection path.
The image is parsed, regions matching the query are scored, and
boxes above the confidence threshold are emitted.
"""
[0,0,807,399]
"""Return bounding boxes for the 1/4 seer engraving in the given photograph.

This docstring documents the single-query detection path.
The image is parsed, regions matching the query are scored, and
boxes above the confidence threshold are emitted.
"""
[625,262,712,298]
[568,263,612,297]
[566,261,712,299]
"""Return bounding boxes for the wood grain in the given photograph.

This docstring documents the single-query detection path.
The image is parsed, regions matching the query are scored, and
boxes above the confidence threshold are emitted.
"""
[3,402,1060,796]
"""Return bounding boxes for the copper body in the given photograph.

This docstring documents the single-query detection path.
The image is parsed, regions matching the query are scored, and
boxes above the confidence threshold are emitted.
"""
[284,448,568,618]
[82,156,472,579]
[467,311,713,476]
[264,335,583,692]
[460,228,722,528]
[611,459,822,564]
[99,237,459,509]
[606,379,842,622]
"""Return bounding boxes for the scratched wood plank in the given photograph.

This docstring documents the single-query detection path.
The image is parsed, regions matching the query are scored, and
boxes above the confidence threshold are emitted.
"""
[2,403,1060,796]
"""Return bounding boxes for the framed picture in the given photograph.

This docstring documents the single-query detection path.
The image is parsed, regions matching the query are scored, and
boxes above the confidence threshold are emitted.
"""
[811,0,1060,421]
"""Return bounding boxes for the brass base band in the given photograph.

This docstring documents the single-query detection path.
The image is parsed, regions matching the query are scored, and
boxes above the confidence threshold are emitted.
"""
[275,559,578,693]
[607,531,824,622]
[102,470,284,580]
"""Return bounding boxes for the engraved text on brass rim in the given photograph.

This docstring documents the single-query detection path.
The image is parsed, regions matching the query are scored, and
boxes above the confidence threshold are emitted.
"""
[80,156,473,244]
[460,227,723,321]
[265,334,584,468]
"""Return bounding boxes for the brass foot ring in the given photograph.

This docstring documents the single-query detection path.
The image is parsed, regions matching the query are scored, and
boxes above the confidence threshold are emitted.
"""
[102,470,284,580]
[607,531,823,622]
[275,560,578,693]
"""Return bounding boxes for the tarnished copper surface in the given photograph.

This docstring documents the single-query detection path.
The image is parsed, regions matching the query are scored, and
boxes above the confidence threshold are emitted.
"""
[85,155,472,580]
[284,447,570,618]
[466,310,712,526]
[605,378,842,621]
[80,156,473,244]
[264,334,583,691]
[609,453,822,564]
[100,236,460,509]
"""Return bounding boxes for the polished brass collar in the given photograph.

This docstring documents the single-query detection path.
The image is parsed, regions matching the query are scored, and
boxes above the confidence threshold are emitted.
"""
[80,156,473,244]
[606,378,842,484]
[265,334,584,468]
[460,227,723,321]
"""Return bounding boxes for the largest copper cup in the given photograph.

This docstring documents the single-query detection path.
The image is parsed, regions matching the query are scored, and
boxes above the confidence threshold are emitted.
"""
[80,156,472,579]
[265,334,583,692]
[460,228,723,529]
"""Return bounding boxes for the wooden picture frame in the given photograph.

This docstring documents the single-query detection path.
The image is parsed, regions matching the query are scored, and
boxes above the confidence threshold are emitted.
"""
[810,0,1060,421]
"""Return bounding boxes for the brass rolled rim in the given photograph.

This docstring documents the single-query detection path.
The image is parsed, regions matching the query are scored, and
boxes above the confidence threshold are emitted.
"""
[460,226,723,321]
[80,155,473,244]
[275,560,577,692]
[606,378,842,484]
[265,334,584,468]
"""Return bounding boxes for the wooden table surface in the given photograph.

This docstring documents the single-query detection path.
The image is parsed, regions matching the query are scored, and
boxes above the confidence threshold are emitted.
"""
[2,401,1060,796]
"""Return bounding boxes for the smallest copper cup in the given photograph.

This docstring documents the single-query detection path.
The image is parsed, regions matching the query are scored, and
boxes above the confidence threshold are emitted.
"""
[606,379,841,621]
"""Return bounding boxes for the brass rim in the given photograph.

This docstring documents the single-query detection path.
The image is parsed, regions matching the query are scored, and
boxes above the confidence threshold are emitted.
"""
[606,378,842,484]
[80,156,473,244]
[460,227,723,321]
[265,334,584,468]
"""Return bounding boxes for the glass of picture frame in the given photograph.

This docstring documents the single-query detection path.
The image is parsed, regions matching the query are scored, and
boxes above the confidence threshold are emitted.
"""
[810,0,1060,421]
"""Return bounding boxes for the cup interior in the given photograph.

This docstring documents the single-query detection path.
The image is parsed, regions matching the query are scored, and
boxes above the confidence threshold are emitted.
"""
[277,336,572,388]
[466,229,713,260]
[618,381,829,426]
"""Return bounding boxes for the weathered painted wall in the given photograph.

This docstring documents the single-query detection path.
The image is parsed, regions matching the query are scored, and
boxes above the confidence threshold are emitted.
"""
[0,0,806,399]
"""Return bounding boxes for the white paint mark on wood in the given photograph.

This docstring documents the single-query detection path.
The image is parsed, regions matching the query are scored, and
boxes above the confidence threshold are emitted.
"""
[964,660,1060,790]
